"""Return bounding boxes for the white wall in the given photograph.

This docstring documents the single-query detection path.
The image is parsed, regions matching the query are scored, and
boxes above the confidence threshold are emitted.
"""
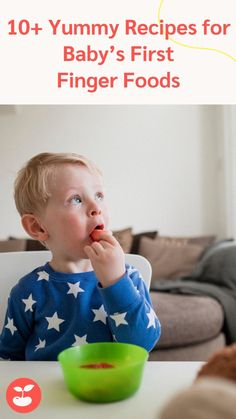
[0,105,226,239]
[223,106,236,239]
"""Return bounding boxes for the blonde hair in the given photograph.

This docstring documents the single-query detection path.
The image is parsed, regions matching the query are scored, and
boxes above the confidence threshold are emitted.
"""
[14,152,101,215]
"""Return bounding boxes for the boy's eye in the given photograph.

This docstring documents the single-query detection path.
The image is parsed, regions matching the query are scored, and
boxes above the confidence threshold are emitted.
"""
[70,195,82,205]
[96,192,104,201]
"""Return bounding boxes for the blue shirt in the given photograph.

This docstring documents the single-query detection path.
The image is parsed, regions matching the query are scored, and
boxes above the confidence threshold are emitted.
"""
[0,262,161,360]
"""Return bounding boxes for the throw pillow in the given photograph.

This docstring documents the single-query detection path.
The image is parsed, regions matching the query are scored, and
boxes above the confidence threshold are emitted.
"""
[191,245,236,289]
[155,235,216,249]
[188,235,216,247]
[139,236,204,283]
[112,227,133,253]
[130,230,158,254]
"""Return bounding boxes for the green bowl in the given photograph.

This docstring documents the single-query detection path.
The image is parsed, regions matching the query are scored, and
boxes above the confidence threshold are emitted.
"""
[58,342,148,403]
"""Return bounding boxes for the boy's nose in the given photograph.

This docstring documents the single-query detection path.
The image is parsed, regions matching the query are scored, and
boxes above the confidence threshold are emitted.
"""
[90,208,101,216]
[89,202,102,217]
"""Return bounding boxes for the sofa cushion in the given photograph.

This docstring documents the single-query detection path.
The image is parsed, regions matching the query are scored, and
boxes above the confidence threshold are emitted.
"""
[149,333,226,361]
[151,292,224,348]
[139,237,203,282]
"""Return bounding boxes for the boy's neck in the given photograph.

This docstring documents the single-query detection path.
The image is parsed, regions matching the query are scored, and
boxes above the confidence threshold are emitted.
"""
[49,257,93,274]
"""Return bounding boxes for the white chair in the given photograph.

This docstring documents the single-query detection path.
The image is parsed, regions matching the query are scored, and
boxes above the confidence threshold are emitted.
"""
[125,253,152,289]
[0,251,152,331]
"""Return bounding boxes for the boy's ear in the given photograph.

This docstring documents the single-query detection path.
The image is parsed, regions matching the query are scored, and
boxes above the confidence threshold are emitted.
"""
[21,214,49,242]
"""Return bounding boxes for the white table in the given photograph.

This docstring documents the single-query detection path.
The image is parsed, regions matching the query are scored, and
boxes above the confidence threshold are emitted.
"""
[0,361,203,418]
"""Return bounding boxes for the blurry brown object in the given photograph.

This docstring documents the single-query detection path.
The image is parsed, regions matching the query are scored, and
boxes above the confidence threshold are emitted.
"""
[159,378,236,419]
[197,343,236,383]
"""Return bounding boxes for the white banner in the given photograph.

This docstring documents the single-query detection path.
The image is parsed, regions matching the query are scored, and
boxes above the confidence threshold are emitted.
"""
[0,0,235,103]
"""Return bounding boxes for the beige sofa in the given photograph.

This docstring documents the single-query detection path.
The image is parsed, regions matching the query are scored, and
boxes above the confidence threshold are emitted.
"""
[150,292,225,361]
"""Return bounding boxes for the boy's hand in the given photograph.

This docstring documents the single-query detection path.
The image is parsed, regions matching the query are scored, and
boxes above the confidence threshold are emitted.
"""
[84,231,125,287]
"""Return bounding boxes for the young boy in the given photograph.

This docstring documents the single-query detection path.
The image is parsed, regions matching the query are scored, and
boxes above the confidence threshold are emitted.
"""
[0,152,161,360]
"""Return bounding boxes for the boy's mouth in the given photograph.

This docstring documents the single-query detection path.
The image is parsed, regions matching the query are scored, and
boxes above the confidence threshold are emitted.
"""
[94,224,104,231]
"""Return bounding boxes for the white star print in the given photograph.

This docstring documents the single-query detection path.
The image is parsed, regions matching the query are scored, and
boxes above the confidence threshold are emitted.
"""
[5,317,17,335]
[72,334,88,346]
[67,282,85,298]
[127,266,144,283]
[35,338,46,352]
[92,305,107,325]
[37,271,49,281]
[110,312,128,327]
[147,308,157,329]
[46,312,65,332]
[22,293,36,312]
[127,266,139,276]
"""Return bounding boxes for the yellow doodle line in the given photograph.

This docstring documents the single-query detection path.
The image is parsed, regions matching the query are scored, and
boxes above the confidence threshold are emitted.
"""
[157,0,236,62]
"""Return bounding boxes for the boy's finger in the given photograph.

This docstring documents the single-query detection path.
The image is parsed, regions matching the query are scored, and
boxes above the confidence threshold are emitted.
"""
[96,232,117,246]
[98,240,112,249]
[84,245,96,259]
[91,241,104,255]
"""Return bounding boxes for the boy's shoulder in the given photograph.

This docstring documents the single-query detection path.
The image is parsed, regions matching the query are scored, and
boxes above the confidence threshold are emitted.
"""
[11,264,48,295]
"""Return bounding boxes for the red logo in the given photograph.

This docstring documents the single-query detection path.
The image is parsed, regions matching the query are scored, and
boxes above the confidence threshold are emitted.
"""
[6,377,41,413]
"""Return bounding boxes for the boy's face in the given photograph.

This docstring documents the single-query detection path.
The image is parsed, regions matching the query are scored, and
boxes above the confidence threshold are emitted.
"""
[39,164,109,260]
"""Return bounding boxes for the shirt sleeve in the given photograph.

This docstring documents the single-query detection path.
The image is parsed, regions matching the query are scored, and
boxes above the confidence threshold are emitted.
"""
[0,284,33,360]
[98,264,161,352]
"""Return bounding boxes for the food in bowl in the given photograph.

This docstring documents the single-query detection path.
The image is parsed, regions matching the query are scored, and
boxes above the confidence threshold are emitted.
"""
[80,362,114,369]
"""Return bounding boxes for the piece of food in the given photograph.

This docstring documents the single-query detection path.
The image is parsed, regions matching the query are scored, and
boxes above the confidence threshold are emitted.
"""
[90,225,105,242]
[80,362,114,369]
